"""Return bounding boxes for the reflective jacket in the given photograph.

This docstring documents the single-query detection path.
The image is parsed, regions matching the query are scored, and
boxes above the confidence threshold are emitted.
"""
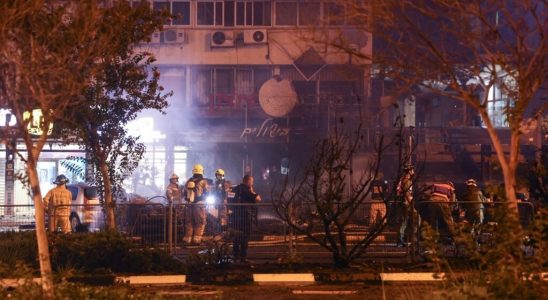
[166,183,182,203]
[185,175,209,203]
[430,183,455,202]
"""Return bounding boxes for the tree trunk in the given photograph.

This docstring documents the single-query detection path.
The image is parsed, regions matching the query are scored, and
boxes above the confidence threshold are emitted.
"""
[480,109,519,215]
[332,251,350,268]
[505,131,521,212]
[99,162,116,230]
[27,160,55,298]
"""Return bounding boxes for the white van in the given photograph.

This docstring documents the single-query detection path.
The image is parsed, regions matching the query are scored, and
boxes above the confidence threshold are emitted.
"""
[66,183,102,232]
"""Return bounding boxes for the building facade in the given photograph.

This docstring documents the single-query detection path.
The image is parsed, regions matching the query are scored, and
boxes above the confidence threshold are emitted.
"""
[121,0,373,197]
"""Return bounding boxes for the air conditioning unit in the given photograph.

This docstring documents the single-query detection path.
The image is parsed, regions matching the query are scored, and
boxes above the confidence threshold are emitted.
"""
[150,31,161,44]
[162,28,186,44]
[210,31,234,47]
[243,29,267,45]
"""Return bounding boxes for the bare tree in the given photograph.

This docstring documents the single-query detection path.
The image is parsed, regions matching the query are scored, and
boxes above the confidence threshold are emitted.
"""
[0,1,164,296]
[329,0,547,215]
[272,119,413,267]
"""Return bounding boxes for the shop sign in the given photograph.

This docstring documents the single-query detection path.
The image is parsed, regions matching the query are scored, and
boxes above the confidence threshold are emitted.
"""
[23,109,53,136]
[0,109,16,127]
[240,118,289,139]
[5,148,15,215]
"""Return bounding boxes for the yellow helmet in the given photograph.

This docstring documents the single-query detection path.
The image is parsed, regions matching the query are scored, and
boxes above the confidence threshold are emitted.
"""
[215,169,225,177]
[192,164,204,175]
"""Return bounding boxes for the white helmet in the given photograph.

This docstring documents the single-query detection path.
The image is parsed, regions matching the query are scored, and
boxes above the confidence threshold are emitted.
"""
[170,173,179,180]
[466,179,477,186]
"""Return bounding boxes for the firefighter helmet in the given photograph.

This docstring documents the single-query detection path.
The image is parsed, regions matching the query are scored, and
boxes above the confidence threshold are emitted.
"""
[466,178,477,186]
[215,169,225,177]
[192,164,204,175]
[53,174,69,185]
[169,173,179,180]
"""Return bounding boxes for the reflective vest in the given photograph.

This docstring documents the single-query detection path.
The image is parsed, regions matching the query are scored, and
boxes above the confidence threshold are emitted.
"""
[431,183,454,202]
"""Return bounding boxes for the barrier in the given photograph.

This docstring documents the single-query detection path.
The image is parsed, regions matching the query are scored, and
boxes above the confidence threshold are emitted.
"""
[1,198,537,262]
[0,205,35,232]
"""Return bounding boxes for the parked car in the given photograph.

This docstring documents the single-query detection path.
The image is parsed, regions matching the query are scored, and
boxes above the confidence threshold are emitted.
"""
[66,183,102,232]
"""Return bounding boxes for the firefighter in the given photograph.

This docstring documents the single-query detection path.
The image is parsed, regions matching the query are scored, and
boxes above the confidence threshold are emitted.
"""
[213,169,229,231]
[166,173,182,204]
[183,164,210,245]
[426,181,456,242]
[396,165,415,246]
[370,173,388,226]
[460,178,485,234]
[43,174,72,233]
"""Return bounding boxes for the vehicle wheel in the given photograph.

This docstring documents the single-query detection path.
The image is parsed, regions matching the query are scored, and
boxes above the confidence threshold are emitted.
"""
[70,213,81,232]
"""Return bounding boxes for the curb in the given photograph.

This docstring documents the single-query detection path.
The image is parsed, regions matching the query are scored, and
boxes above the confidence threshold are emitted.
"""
[2,272,546,286]
[253,273,315,284]
[116,275,186,285]
[0,278,41,288]
[380,272,446,282]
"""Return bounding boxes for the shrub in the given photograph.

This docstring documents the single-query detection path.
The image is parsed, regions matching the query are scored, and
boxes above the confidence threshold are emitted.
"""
[0,231,39,274]
[50,231,183,274]
[0,231,183,276]
[50,231,133,272]
[0,281,166,299]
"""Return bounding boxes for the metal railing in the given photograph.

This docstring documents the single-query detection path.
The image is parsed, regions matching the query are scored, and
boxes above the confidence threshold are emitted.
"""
[0,199,537,262]
[0,205,36,232]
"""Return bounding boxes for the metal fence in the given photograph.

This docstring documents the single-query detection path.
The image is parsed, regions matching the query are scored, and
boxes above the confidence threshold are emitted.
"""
[0,205,36,232]
[0,199,538,262]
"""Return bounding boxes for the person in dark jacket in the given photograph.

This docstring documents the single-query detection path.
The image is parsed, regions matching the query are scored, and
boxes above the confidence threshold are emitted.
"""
[427,181,456,241]
[229,175,261,262]
[460,179,485,233]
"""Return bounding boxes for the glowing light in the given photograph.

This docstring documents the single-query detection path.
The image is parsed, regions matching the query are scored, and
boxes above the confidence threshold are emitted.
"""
[23,109,53,135]
[126,117,165,143]
[206,195,216,205]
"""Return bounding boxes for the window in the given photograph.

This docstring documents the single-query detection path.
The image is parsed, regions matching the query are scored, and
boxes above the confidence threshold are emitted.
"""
[320,81,358,105]
[172,1,190,25]
[275,1,354,27]
[152,1,190,26]
[235,1,271,26]
[275,1,297,25]
[197,1,224,25]
[299,2,321,26]
[293,81,317,105]
[253,69,271,93]
[325,2,346,25]
[236,69,253,96]
[487,85,510,127]
[214,69,235,106]
[192,69,212,107]
[192,67,272,108]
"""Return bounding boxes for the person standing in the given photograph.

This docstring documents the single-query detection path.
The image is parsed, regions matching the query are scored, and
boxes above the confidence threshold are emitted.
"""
[213,169,229,232]
[183,164,210,245]
[166,173,183,242]
[460,179,485,233]
[166,173,183,204]
[396,165,414,246]
[43,174,72,233]
[427,181,456,241]
[230,175,261,262]
[370,174,388,226]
